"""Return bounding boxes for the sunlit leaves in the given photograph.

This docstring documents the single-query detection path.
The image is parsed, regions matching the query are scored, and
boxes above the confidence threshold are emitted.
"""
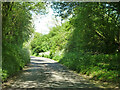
[2,2,46,80]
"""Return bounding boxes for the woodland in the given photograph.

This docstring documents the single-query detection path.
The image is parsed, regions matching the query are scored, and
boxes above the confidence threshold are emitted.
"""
[2,2,120,84]
[2,2,46,81]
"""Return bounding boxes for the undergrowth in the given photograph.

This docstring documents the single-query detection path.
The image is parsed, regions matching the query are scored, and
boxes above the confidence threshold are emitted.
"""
[2,43,30,81]
[39,51,120,83]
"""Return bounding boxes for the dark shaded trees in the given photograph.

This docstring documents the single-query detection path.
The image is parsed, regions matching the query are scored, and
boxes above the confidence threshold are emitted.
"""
[67,2,120,54]
[51,2,80,19]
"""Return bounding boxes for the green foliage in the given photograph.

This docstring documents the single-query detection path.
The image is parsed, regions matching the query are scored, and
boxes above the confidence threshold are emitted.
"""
[30,21,72,56]
[30,32,50,55]
[51,2,79,19]
[2,43,30,81]
[2,2,34,45]
[2,2,46,81]
[70,2,120,54]
[30,2,120,83]
[59,52,120,82]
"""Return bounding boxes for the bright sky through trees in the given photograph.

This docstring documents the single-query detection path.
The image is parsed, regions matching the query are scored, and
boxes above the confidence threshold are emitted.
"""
[32,4,62,34]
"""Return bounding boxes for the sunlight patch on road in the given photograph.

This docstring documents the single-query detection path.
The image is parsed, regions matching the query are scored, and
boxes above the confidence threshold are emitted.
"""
[3,56,118,89]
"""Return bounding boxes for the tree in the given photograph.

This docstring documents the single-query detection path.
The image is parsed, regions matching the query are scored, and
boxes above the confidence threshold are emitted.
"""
[68,2,120,54]
[51,2,80,19]
[2,2,47,80]
[2,2,46,46]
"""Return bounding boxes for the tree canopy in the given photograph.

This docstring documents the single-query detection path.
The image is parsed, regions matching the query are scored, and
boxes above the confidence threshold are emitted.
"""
[2,2,46,81]
[30,2,120,83]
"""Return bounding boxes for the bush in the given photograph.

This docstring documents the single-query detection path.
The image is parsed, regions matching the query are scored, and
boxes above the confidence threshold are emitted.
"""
[2,43,30,81]
[30,17,120,83]
[58,52,120,83]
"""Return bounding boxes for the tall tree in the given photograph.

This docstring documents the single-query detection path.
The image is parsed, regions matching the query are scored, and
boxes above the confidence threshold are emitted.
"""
[67,2,120,54]
[2,2,46,46]
[2,2,47,80]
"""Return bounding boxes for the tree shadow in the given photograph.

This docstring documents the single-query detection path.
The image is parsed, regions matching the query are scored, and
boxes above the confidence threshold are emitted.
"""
[3,57,107,89]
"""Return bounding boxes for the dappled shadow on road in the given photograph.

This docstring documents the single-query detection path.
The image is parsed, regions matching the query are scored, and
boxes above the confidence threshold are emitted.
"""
[2,57,107,89]
[30,56,36,59]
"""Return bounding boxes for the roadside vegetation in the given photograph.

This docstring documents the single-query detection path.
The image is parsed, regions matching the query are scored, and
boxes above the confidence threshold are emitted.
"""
[30,2,120,83]
[2,2,46,81]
